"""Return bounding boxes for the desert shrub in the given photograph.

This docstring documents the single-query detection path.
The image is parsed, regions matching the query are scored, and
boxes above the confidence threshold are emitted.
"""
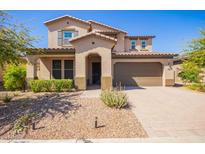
[3,64,26,91]
[3,94,12,103]
[13,113,36,134]
[186,83,205,92]
[100,90,128,109]
[29,79,73,92]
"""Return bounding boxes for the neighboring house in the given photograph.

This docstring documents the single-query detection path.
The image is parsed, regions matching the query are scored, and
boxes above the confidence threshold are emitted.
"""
[27,15,177,90]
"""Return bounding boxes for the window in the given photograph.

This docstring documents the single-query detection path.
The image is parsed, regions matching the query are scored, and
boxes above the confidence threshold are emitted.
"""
[52,60,62,79]
[64,60,74,79]
[63,31,73,45]
[141,40,146,49]
[52,60,74,79]
[130,40,136,49]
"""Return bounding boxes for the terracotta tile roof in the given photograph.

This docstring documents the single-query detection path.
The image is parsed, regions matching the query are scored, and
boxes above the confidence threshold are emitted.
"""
[69,31,117,42]
[113,51,178,57]
[125,35,156,39]
[97,30,119,34]
[27,47,75,55]
[44,15,90,26]
[88,20,127,34]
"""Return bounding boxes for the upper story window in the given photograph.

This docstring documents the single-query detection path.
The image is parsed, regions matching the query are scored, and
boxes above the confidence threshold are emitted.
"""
[58,30,79,46]
[141,40,146,49]
[130,40,136,50]
[63,31,73,45]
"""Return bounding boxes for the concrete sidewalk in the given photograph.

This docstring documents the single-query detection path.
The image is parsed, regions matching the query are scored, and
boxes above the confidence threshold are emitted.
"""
[1,136,205,143]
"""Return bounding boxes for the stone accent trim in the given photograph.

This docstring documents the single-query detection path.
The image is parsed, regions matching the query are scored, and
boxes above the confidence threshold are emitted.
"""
[165,79,175,86]
[101,76,112,90]
[75,77,86,90]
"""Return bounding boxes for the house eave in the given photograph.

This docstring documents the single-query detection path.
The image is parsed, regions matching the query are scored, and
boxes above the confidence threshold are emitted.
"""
[44,15,90,26]
[125,35,156,39]
[26,48,75,55]
[112,52,178,59]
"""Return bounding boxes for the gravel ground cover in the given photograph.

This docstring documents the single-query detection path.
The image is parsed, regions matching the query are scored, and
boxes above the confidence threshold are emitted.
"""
[0,92,147,140]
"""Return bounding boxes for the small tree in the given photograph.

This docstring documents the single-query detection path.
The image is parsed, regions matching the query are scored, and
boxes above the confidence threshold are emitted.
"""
[0,11,37,67]
[3,64,26,91]
[179,29,205,84]
[178,61,202,84]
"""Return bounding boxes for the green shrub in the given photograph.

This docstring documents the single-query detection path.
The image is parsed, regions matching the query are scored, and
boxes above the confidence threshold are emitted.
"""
[3,64,26,91]
[29,80,53,92]
[178,61,202,84]
[100,90,128,109]
[29,79,73,92]
[186,83,205,92]
[54,80,73,92]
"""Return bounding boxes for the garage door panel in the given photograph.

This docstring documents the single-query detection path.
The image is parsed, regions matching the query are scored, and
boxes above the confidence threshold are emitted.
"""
[133,77,162,86]
[114,62,162,86]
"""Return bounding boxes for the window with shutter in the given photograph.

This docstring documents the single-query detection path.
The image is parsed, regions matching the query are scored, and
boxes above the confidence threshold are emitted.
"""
[58,30,78,46]
[63,31,73,46]
[57,31,62,46]
[73,31,78,37]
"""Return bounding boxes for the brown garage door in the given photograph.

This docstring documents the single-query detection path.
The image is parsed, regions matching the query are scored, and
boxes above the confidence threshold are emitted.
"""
[114,62,163,86]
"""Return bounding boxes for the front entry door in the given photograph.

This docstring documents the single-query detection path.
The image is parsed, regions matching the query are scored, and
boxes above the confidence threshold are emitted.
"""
[92,62,101,85]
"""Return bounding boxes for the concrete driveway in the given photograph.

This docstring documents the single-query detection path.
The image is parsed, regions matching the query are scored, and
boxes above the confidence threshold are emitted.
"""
[125,87,205,140]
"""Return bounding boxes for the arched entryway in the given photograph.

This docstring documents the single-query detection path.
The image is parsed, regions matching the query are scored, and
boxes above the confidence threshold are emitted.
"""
[86,53,101,89]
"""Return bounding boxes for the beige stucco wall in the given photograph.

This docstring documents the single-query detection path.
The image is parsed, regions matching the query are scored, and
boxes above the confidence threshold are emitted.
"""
[91,22,117,32]
[72,36,114,77]
[172,64,183,84]
[26,55,75,80]
[90,22,128,52]
[86,55,101,84]
[46,17,153,53]
[113,33,125,52]
[71,35,114,90]
[39,58,51,80]
[162,61,175,86]
[124,38,153,51]
[47,19,90,48]
[147,38,153,51]
[26,55,39,80]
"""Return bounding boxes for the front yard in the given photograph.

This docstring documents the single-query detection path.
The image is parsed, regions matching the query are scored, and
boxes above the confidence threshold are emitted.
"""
[0,92,147,140]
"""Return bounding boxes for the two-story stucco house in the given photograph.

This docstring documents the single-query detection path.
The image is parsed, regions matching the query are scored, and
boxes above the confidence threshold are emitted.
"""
[26,15,177,90]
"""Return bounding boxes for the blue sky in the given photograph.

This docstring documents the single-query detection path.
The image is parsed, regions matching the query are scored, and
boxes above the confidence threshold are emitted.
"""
[8,10,205,53]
